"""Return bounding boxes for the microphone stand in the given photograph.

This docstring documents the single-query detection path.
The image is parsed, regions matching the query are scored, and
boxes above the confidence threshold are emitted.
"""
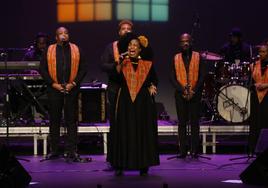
[218,56,258,169]
[41,42,91,163]
[228,57,256,162]
[186,83,211,160]
[190,12,200,47]
[2,51,10,145]
[167,81,211,160]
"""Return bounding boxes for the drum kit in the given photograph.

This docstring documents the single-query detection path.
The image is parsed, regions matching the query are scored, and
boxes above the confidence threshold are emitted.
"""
[201,51,251,123]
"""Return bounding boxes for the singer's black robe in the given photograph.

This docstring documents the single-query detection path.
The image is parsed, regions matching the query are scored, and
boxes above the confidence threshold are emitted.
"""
[108,62,160,170]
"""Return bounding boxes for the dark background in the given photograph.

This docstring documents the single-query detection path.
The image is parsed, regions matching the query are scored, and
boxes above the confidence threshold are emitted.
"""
[1,0,268,119]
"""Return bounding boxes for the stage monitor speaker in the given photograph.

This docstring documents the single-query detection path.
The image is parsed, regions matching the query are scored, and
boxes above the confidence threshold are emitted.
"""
[240,129,268,186]
[79,87,107,123]
[0,144,32,188]
[255,128,268,154]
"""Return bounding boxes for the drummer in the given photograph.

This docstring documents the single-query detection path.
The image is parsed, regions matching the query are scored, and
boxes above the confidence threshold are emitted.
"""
[219,27,251,64]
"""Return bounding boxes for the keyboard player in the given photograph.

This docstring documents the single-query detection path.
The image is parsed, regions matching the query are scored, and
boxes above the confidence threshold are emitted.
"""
[0,32,49,124]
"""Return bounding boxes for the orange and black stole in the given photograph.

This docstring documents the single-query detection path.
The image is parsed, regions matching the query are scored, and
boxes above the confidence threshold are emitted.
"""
[47,43,80,83]
[251,61,268,103]
[174,51,200,91]
[122,59,152,102]
[112,41,120,63]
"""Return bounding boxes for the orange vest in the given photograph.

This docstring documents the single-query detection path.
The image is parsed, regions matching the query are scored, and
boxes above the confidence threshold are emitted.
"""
[174,51,200,91]
[47,43,80,83]
[112,41,120,64]
[251,61,268,103]
[122,59,152,102]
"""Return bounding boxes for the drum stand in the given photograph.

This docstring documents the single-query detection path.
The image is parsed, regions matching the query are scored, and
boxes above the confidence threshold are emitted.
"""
[201,94,217,122]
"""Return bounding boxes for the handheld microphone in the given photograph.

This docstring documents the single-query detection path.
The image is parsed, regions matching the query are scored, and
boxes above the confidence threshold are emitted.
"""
[120,51,128,57]
[119,51,128,65]
[59,35,65,42]
[252,55,260,60]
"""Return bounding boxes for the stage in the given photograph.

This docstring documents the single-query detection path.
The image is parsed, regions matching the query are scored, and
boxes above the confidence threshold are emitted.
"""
[18,154,260,188]
[0,120,250,156]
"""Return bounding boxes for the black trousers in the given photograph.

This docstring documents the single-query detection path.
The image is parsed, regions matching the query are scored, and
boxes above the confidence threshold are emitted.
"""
[47,87,79,154]
[249,92,268,153]
[175,91,201,155]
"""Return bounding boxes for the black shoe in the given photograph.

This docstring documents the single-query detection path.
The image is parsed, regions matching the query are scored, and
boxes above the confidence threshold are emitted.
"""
[140,168,148,176]
[45,152,60,160]
[177,154,187,159]
[103,163,114,171]
[191,153,199,159]
[65,152,92,163]
[248,152,255,158]
[64,152,79,162]
[115,169,123,176]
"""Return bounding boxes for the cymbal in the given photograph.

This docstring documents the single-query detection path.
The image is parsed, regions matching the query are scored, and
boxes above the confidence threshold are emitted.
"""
[201,51,223,61]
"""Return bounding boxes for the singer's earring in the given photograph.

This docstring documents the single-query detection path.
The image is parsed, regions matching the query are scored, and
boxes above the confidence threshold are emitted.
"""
[125,55,129,59]
[138,55,141,59]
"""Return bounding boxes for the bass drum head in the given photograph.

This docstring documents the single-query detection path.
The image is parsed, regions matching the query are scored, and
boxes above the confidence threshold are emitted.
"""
[216,84,250,123]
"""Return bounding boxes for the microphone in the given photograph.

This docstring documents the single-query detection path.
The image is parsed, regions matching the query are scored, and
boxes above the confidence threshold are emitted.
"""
[119,51,128,65]
[119,51,128,60]
[251,55,260,62]
[27,45,34,51]
[59,35,68,44]
[59,35,65,42]
[120,51,128,57]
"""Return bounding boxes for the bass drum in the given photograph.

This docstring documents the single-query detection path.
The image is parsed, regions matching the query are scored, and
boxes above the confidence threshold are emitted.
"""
[216,84,250,123]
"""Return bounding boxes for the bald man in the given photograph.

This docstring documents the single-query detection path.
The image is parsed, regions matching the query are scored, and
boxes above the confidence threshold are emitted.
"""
[170,33,206,158]
[40,27,88,161]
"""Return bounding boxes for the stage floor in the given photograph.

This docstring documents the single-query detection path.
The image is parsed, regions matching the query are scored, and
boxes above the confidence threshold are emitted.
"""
[18,154,262,188]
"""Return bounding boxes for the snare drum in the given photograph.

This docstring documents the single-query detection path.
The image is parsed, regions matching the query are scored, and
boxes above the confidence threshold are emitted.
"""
[239,62,250,81]
[216,84,250,123]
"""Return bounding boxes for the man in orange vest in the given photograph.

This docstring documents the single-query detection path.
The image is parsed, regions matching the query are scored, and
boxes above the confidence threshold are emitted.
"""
[101,20,133,165]
[170,33,206,158]
[249,43,268,155]
[40,27,87,161]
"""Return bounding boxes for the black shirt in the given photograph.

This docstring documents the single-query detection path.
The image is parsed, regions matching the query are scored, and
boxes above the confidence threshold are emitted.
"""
[170,50,206,94]
[40,43,87,86]
[220,42,251,63]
